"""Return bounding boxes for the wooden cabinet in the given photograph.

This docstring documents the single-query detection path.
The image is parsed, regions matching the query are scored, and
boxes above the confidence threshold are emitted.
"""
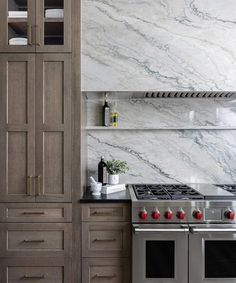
[0,257,72,283]
[81,203,131,283]
[0,53,71,202]
[82,258,131,283]
[0,0,71,52]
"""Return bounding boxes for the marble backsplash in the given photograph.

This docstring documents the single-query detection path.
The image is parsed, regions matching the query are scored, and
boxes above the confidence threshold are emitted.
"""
[86,96,236,184]
[82,0,236,91]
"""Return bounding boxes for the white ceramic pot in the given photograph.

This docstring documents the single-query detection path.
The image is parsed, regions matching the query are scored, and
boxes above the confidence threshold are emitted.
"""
[108,174,119,185]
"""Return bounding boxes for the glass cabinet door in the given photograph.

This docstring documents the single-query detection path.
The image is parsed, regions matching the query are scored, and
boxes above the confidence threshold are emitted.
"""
[36,0,71,52]
[0,0,35,52]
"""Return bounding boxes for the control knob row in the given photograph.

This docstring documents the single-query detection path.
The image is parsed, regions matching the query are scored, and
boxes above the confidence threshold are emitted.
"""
[139,209,185,220]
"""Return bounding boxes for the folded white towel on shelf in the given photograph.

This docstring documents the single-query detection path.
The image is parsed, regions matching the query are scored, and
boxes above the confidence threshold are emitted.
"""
[9,38,27,45]
[8,11,28,18]
[45,9,64,18]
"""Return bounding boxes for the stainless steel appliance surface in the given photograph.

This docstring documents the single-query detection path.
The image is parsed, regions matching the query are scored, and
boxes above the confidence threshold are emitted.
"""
[130,183,236,283]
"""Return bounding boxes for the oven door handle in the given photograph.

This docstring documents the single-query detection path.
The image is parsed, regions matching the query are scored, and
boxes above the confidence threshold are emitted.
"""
[134,227,189,233]
[191,228,236,233]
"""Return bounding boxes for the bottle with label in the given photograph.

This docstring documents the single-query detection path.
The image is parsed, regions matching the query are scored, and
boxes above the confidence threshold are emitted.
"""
[102,93,110,127]
[98,156,108,185]
[110,101,118,127]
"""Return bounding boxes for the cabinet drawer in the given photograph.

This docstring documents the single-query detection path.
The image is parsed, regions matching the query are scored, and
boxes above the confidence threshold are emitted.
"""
[0,223,72,257]
[81,203,130,222]
[0,203,72,222]
[82,258,131,283]
[0,257,71,283]
[82,222,130,257]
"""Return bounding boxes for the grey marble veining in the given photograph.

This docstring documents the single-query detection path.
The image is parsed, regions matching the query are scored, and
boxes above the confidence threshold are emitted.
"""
[87,97,236,128]
[82,0,236,91]
[88,130,236,184]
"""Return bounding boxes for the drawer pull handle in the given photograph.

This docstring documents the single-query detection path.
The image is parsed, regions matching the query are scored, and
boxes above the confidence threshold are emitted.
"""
[27,176,33,196]
[93,238,116,242]
[23,239,45,243]
[94,274,116,279]
[23,275,45,279]
[35,176,42,196]
[92,211,115,216]
[23,211,45,215]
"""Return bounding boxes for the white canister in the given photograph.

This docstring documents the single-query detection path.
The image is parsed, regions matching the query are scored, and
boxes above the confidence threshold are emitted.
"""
[108,174,119,185]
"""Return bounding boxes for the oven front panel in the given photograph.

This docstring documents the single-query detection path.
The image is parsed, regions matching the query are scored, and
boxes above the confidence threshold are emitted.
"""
[132,225,188,283]
[189,225,236,283]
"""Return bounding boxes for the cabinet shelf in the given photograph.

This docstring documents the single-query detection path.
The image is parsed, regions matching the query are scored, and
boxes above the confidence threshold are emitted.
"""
[8,17,27,23]
[85,126,236,131]
[44,18,64,22]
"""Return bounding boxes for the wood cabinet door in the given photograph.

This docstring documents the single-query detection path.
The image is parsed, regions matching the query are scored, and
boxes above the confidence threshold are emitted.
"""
[0,0,36,53]
[35,0,71,52]
[0,54,35,202]
[35,54,71,202]
[0,257,72,283]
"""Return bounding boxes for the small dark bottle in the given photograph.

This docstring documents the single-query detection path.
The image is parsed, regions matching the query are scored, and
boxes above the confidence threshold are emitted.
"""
[98,156,108,185]
[102,93,110,127]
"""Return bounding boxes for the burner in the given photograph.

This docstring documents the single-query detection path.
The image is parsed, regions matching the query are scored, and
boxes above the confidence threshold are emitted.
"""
[216,184,236,195]
[133,184,203,200]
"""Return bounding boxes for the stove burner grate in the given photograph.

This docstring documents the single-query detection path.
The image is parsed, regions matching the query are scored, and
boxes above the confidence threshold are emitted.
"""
[133,184,204,200]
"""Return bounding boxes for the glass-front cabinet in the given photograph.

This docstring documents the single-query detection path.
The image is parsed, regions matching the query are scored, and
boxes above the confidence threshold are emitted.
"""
[0,0,71,52]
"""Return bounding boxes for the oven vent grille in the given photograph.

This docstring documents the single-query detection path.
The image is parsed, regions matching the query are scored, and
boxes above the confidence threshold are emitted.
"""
[144,92,235,98]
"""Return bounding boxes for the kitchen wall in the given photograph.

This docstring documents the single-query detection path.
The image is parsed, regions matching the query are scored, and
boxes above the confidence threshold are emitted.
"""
[82,0,236,91]
[86,93,236,184]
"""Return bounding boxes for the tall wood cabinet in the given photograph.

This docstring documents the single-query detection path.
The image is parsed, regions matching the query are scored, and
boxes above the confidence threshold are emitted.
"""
[0,1,74,282]
[0,54,71,203]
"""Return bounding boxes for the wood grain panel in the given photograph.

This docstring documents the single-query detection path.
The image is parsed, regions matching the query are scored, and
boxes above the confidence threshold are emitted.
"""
[82,222,131,258]
[1,203,72,223]
[43,61,64,124]
[7,132,27,195]
[43,132,63,195]
[0,257,72,283]
[81,203,131,222]
[7,62,27,124]
[82,258,131,283]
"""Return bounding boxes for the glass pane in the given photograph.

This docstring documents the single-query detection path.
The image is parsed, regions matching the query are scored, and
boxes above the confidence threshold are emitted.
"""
[44,0,64,45]
[146,241,175,278]
[205,241,236,278]
[8,0,28,46]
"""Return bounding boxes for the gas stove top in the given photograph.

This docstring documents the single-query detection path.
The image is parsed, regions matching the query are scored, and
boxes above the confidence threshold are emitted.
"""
[133,184,204,200]
[130,183,236,224]
[216,184,236,195]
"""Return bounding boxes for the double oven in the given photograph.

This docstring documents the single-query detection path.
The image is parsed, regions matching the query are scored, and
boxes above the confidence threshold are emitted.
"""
[132,196,236,283]
[133,223,236,283]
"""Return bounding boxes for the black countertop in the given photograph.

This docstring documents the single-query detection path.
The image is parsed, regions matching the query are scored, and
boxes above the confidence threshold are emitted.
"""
[80,188,131,203]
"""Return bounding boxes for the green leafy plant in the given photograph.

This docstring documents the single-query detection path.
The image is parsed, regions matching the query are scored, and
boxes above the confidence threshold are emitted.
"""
[106,159,129,175]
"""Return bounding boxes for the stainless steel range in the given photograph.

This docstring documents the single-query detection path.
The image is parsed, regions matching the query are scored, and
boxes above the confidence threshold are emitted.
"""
[129,183,236,283]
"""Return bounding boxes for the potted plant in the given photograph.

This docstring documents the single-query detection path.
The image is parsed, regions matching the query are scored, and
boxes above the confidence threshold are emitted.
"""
[106,159,129,185]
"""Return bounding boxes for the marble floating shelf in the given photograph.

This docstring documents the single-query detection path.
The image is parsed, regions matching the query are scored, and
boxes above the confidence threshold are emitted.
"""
[85,126,236,131]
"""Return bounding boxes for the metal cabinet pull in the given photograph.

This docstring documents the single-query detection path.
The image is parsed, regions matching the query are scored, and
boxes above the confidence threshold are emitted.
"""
[23,211,45,215]
[191,228,236,233]
[36,25,41,46]
[94,274,116,279]
[134,227,189,233]
[27,176,33,196]
[23,239,45,243]
[23,275,45,279]
[35,176,42,196]
[92,211,115,216]
[93,238,116,242]
[27,24,32,46]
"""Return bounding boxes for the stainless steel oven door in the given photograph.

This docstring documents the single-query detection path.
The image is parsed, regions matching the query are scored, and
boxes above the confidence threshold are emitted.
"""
[132,224,188,283]
[189,224,236,283]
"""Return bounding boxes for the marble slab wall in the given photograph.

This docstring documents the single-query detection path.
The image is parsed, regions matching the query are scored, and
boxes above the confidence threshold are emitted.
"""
[82,0,236,91]
[86,96,236,184]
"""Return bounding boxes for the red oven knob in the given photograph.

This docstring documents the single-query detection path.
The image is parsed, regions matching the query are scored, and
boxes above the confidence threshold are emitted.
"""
[193,210,202,220]
[225,209,235,220]
[139,209,148,220]
[152,209,160,220]
[177,209,186,220]
[165,209,173,220]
